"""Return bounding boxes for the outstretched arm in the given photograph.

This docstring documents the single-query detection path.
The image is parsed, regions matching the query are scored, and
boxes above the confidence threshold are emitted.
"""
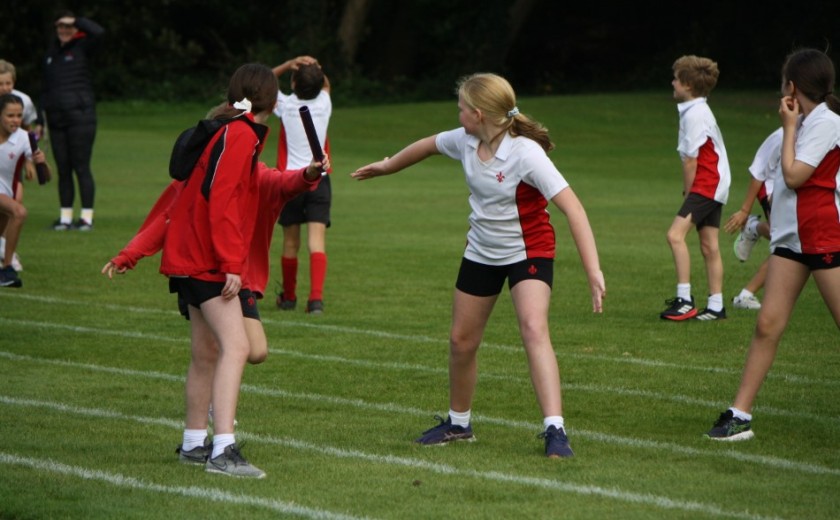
[351,135,439,180]
[551,187,605,313]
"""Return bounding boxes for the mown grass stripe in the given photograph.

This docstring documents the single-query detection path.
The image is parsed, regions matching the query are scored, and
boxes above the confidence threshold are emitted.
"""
[0,399,787,520]
[0,452,374,520]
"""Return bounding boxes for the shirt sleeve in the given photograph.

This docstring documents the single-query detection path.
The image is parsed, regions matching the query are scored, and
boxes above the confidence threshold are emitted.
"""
[435,128,467,160]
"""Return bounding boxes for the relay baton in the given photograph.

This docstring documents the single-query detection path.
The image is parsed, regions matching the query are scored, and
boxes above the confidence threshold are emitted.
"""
[298,105,326,172]
[28,132,51,185]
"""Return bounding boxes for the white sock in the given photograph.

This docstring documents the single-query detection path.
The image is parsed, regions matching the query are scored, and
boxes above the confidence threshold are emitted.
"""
[81,208,94,223]
[543,416,564,432]
[677,283,691,301]
[449,409,471,427]
[211,433,235,459]
[60,208,73,224]
[729,407,752,421]
[182,429,208,451]
[708,293,723,312]
[738,288,754,300]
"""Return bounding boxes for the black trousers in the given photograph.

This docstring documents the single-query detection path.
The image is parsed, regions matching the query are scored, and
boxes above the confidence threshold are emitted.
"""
[50,122,97,209]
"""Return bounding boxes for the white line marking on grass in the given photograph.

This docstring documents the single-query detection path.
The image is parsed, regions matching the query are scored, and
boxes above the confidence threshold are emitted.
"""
[2,363,839,479]
[0,398,790,520]
[0,294,835,388]
[0,452,374,520]
[3,342,836,427]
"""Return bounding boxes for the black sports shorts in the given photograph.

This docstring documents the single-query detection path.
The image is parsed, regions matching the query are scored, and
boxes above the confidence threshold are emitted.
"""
[773,247,840,271]
[279,174,331,227]
[677,192,722,229]
[455,257,554,297]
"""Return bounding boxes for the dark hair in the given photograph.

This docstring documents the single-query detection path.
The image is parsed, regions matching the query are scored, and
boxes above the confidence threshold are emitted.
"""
[291,64,325,100]
[0,93,23,113]
[782,48,840,115]
[212,63,278,120]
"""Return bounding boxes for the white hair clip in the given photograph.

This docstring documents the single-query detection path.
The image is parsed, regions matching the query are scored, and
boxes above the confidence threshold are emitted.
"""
[233,97,252,113]
[507,106,520,118]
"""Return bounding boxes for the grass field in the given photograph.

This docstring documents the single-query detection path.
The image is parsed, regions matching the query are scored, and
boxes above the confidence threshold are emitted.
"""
[1,90,838,519]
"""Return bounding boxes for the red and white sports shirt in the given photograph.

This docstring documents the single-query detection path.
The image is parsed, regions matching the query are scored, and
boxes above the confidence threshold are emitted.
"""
[748,127,782,201]
[0,128,32,198]
[273,89,331,171]
[435,128,569,266]
[770,103,840,255]
[677,97,731,204]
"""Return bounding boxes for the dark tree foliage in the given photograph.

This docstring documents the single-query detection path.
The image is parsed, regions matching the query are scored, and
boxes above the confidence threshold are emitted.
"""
[3,0,838,105]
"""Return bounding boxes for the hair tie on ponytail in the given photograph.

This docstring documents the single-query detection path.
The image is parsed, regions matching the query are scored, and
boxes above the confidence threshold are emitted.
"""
[507,106,520,118]
[233,97,252,113]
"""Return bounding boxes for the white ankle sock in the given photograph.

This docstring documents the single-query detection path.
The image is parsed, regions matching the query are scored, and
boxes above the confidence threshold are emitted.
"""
[738,289,754,299]
[60,208,73,224]
[708,293,723,312]
[211,433,235,459]
[182,429,207,451]
[449,409,471,427]
[729,407,752,421]
[677,283,691,301]
[543,416,564,431]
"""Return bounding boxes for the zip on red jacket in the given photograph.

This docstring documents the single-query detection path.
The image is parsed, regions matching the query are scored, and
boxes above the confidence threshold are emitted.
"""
[160,114,268,282]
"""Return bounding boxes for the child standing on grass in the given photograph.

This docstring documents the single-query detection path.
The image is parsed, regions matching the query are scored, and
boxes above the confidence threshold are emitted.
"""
[0,94,46,288]
[272,55,332,315]
[352,73,605,458]
[661,55,731,321]
[706,48,840,440]
[159,63,278,478]
[724,128,781,310]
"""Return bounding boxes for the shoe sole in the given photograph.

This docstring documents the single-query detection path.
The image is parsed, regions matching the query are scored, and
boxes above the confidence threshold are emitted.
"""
[206,465,266,478]
[660,309,698,321]
[416,435,476,446]
[0,280,22,288]
[706,430,755,442]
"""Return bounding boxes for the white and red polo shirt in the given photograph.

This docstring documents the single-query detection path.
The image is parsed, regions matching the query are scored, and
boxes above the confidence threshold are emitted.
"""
[435,127,569,265]
[0,127,32,198]
[677,97,731,204]
[771,103,840,255]
[748,127,782,201]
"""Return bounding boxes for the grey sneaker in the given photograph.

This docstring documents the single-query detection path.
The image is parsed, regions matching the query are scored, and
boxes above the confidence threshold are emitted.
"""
[176,438,211,465]
[206,443,266,478]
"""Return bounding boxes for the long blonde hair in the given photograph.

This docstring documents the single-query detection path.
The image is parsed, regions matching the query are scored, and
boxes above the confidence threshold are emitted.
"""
[456,73,554,152]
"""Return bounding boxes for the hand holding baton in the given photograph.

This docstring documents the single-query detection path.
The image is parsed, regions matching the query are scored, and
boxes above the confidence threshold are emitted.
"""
[299,105,326,173]
[28,132,51,185]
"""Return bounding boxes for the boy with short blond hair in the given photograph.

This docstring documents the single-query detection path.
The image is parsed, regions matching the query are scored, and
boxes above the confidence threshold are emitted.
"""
[661,55,731,321]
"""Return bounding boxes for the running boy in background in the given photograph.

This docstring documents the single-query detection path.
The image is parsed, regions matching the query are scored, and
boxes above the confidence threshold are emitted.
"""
[661,55,731,321]
[724,128,781,310]
[271,55,332,315]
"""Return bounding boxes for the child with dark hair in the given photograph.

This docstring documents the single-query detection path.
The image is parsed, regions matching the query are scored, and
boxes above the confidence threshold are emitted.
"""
[271,56,333,314]
[706,48,840,440]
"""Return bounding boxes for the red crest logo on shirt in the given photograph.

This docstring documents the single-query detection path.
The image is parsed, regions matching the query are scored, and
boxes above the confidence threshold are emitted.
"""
[496,171,505,183]
[8,152,15,160]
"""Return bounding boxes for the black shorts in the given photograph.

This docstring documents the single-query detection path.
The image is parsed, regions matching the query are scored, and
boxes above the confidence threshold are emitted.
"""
[279,174,331,227]
[773,247,840,271]
[455,257,554,297]
[677,193,722,229]
[171,278,259,321]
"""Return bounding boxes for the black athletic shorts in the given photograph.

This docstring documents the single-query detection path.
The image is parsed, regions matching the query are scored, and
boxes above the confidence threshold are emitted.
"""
[171,278,258,320]
[455,257,554,297]
[279,174,331,227]
[773,247,840,271]
[677,192,722,229]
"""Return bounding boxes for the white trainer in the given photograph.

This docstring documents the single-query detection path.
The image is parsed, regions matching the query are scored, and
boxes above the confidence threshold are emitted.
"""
[734,215,760,262]
[733,294,761,310]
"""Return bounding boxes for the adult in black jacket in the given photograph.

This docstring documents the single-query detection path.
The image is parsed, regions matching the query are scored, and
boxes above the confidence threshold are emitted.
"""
[41,11,104,231]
